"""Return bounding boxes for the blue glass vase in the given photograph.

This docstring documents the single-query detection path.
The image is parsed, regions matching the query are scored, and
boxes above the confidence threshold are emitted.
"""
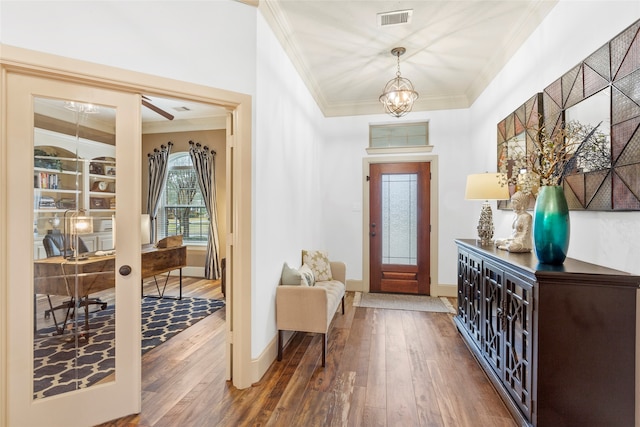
[533,186,570,264]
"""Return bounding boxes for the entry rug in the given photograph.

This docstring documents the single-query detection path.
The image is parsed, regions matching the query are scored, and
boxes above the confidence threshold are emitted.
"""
[33,296,225,399]
[353,292,456,314]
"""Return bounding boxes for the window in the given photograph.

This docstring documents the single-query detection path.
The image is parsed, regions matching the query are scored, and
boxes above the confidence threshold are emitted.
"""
[369,121,430,150]
[157,152,209,244]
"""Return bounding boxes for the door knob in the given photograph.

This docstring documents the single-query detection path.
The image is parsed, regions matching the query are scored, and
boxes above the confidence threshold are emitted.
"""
[119,265,132,276]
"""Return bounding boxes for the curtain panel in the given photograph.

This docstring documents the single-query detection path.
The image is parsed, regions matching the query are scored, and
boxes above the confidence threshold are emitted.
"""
[189,141,221,280]
[146,142,173,243]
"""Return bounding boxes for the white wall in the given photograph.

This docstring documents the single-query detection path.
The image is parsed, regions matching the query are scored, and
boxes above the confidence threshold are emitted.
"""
[320,0,640,288]
[0,0,256,97]
[1,0,329,367]
[323,108,472,290]
[253,13,327,357]
[3,0,640,369]
[471,0,640,275]
[1,0,272,360]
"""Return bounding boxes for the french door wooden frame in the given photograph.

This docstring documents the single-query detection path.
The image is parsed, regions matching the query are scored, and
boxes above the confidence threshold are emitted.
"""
[5,72,142,426]
[1,44,254,426]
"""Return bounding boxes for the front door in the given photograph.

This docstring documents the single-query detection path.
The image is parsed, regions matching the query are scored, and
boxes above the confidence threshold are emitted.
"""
[6,73,141,426]
[369,162,431,294]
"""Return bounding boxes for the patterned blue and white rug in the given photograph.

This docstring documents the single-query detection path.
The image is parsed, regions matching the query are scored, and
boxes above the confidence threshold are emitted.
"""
[33,296,225,398]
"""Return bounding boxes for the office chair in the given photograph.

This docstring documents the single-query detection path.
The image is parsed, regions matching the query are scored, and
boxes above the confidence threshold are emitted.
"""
[41,231,107,334]
[42,229,89,259]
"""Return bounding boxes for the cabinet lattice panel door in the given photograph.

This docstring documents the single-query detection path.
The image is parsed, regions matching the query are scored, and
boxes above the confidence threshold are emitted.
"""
[482,261,504,376]
[503,273,532,420]
[457,250,482,348]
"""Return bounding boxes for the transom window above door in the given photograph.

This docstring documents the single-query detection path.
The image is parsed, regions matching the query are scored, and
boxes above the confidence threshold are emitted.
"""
[369,122,429,148]
[368,121,432,154]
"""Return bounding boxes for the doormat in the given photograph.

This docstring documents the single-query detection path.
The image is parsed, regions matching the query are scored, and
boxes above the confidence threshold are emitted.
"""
[353,292,455,313]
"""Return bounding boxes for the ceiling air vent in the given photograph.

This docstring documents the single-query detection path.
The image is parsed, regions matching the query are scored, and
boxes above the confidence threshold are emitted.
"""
[377,9,413,27]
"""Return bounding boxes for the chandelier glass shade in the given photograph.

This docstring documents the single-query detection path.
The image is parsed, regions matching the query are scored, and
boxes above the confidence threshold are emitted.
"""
[379,47,419,118]
[64,101,99,114]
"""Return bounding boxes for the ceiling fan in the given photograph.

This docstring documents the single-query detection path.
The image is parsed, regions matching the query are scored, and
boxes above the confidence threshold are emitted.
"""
[141,95,174,121]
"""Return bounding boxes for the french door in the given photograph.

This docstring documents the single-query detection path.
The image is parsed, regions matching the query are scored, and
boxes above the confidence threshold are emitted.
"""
[369,162,431,294]
[6,73,141,426]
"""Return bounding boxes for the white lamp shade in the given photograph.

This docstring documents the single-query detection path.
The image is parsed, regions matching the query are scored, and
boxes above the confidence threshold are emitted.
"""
[68,216,94,235]
[465,173,510,200]
[141,214,151,245]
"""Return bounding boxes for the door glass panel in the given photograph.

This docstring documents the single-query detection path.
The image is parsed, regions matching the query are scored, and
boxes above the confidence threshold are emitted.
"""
[33,97,116,399]
[381,173,417,265]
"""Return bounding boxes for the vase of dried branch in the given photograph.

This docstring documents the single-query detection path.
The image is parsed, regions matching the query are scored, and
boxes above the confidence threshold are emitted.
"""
[533,185,570,264]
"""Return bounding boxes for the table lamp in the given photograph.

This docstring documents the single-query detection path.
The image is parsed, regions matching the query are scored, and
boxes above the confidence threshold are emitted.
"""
[465,173,509,246]
[64,209,94,260]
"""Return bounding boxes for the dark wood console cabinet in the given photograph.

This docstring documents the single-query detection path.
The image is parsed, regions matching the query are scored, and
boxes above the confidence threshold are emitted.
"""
[454,239,640,426]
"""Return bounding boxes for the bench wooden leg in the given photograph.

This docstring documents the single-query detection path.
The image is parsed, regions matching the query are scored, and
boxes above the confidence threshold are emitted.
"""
[322,333,327,367]
[277,330,283,361]
[341,295,345,314]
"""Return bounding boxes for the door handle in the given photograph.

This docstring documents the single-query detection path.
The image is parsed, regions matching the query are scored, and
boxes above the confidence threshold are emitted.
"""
[119,265,132,276]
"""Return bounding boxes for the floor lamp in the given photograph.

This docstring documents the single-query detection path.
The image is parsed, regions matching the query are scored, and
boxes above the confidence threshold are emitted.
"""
[465,173,509,246]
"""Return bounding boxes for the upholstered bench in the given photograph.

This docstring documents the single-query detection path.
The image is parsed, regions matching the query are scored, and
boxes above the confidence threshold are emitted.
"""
[276,258,346,367]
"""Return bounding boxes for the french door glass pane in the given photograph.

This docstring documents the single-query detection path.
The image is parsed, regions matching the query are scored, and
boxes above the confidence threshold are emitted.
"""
[381,173,417,265]
[33,97,116,399]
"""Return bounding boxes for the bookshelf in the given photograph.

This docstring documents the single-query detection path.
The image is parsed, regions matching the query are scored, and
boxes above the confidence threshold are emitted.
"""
[33,129,116,258]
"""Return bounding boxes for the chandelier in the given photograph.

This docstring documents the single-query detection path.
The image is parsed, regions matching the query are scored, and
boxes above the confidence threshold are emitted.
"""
[379,47,419,118]
[64,101,99,114]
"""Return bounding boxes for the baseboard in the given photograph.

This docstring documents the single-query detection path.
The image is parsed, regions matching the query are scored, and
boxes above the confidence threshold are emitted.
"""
[250,331,284,385]
[183,266,204,277]
[346,279,363,292]
[432,283,457,297]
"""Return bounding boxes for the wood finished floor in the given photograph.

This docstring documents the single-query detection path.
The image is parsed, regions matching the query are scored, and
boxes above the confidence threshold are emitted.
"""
[94,280,516,427]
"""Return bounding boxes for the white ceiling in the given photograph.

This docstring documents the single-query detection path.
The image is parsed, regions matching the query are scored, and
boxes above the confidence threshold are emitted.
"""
[36,1,560,129]
[260,0,558,117]
[140,96,226,134]
[34,96,227,135]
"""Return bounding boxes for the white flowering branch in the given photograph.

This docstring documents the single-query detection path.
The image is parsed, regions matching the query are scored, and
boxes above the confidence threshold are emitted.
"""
[498,119,609,195]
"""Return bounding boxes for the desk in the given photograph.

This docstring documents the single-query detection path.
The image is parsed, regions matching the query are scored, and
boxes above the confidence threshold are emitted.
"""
[34,245,187,333]
[140,244,187,300]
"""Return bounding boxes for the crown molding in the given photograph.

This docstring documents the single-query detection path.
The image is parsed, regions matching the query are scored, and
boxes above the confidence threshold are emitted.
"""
[259,0,330,114]
[465,1,557,105]
[323,94,470,117]
[235,0,259,8]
